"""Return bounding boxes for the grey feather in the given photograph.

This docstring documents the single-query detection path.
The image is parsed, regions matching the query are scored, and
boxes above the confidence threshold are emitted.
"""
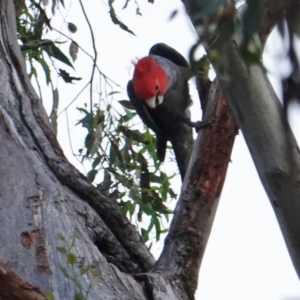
[127,44,194,181]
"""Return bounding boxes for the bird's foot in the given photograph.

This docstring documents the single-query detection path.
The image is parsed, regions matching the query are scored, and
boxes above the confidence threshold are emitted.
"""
[191,120,211,132]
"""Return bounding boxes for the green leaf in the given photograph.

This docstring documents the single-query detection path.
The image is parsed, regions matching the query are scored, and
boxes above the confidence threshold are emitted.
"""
[80,265,91,275]
[59,266,70,279]
[121,201,135,218]
[50,88,59,135]
[147,242,153,251]
[141,216,156,242]
[108,91,120,96]
[139,202,155,216]
[141,228,149,242]
[70,234,77,248]
[54,40,68,45]
[51,0,57,15]
[108,0,135,35]
[73,277,83,289]
[169,10,178,20]
[118,126,146,144]
[109,141,124,168]
[68,22,77,33]
[92,155,101,169]
[85,132,96,157]
[45,43,74,69]
[67,252,78,265]
[69,41,78,62]
[118,110,136,124]
[76,107,89,115]
[76,111,93,132]
[35,58,51,85]
[45,291,56,300]
[118,100,135,110]
[30,67,37,78]
[58,234,66,241]
[160,172,169,201]
[153,216,161,241]
[91,267,99,278]
[87,169,98,183]
[74,292,84,300]
[57,246,67,255]
[59,69,82,83]
[241,0,262,37]
[193,0,224,21]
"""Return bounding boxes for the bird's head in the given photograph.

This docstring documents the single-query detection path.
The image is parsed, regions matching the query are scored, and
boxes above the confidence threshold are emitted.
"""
[132,57,169,108]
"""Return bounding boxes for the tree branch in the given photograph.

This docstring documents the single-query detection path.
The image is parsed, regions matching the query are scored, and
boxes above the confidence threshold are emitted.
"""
[3,0,155,273]
[20,40,53,51]
[183,0,300,279]
[78,0,98,114]
[258,0,293,45]
[152,79,238,297]
[0,261,47,300]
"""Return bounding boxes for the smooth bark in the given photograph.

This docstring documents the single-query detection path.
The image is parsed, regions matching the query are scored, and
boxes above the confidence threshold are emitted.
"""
[0,1,149,299]
[183,0,300,279]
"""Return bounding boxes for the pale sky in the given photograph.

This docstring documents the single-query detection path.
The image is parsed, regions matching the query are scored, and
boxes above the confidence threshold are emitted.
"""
[37,0,300,298]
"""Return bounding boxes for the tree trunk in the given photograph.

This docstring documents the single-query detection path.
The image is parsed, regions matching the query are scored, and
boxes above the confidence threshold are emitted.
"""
[0,1,237,299]
[0,1,150,299]
[182,0,300,278]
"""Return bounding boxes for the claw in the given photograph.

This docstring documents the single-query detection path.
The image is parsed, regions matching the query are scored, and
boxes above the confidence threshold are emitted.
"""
[191,120,211,132]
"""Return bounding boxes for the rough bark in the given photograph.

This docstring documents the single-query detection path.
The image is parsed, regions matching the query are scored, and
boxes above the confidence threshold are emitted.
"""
[152,80,238,298]
[0,261,48,300]
[183,0,300,279]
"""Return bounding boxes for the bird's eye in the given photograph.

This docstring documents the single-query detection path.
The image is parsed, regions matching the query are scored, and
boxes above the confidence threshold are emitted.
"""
[155,85,159,90]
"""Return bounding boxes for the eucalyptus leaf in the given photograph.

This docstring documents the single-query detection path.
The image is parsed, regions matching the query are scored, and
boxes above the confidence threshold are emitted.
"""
[69,41,78,62]
[108,0,135,35]
[68,22,77,33]
[45,43,74,69]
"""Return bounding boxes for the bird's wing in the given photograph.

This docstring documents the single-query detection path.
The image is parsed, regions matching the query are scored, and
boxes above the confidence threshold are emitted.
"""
[149,43,189,68]
[156,135,167,162]
[127,80,167,162]
[127,80,163,135]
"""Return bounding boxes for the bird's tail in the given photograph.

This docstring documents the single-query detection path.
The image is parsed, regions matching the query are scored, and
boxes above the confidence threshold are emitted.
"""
[156,135,167,162]
[171,128,193,182]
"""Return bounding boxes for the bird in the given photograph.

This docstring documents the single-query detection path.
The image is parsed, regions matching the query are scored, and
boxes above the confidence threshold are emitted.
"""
[127,43,208,181]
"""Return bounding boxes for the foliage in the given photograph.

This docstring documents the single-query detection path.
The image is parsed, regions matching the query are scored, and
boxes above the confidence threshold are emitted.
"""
[14,0,284,253]
[16,0,275,247]
[44,233,98,300]
[187,0,300,115]
[188,0,263,74]
[16,0,175,245]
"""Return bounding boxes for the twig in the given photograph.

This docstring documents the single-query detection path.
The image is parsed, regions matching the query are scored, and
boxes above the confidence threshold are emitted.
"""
[51,27,123,89]
[58,81,89,115]
[78,0,98,114]
[20,40,53,50]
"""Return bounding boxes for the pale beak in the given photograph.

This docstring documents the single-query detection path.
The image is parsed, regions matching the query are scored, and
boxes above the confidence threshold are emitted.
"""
[157,95,163,105]
[145,95,164,108]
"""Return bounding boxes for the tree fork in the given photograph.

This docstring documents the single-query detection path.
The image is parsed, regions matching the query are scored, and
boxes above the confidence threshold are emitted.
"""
[0,0,239,298]
[2,0,154,273]
[152,79,238,297]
